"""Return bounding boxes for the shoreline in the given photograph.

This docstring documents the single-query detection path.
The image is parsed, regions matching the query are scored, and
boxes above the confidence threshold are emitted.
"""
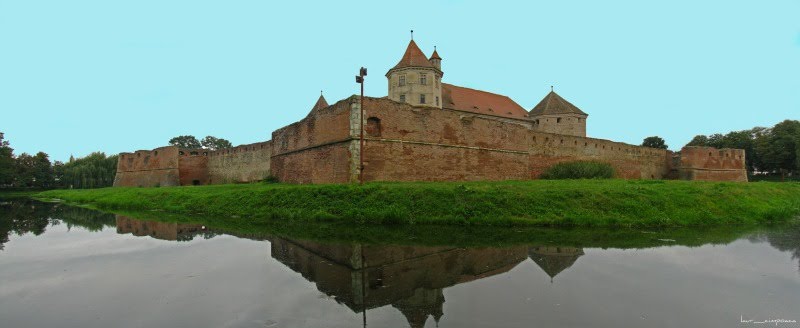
[33,180,800,228]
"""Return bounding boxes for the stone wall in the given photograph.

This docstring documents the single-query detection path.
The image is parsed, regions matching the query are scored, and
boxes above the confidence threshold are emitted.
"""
[113,146,181,187]
[207,141,272,184]
[270,97,357,184]
[113,97,746,186]
[532,113,587,137]
[358,97,671,182]
[678,146,748,181]
[178,152,208,186]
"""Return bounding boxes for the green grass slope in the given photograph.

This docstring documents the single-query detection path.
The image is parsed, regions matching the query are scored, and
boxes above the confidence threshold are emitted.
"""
[36,180,800,227]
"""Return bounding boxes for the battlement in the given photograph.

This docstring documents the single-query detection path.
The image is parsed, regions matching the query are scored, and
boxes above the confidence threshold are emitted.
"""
[677,146,747,181]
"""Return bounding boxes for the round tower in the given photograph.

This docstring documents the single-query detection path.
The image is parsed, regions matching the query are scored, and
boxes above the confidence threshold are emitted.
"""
[386,39,443,108]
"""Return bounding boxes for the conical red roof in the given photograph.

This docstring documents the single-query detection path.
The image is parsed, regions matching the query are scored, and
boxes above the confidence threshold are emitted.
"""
[430,48,441,60]
[311,94,328,111]
[390,40,435,71]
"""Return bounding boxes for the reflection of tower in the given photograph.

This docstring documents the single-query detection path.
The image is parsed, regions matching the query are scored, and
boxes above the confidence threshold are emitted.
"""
[528,246,584,282]
[392,288,445,328]
[270,238,527,327]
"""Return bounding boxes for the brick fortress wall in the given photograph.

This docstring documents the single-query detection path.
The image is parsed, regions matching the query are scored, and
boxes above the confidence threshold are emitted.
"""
[357,97,673,182]
[113,97,746,186]
[269,97,359,184]
[207,141,272,184]
[678,146,748,181]
[113,146,182,187]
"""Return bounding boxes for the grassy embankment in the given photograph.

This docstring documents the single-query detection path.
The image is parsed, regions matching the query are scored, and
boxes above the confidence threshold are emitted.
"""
[35,180,800,228]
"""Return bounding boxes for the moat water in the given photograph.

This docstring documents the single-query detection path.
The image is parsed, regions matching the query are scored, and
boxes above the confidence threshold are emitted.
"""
[1,199,799,328]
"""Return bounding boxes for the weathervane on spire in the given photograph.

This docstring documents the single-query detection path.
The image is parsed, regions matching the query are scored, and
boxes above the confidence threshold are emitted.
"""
[410,29,414,40]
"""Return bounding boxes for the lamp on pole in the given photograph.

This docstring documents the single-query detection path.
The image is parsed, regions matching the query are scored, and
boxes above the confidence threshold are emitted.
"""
[356,67,367,185]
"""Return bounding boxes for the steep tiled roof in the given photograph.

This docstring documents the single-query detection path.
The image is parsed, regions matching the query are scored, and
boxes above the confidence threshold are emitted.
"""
[442,83,528,119]
[390,40,435,71]
[530,91,587,116]
[311,94,328,111]
[430,48,441,60]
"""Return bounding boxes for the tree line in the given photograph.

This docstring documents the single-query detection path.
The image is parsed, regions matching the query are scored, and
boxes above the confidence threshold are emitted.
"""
[0,133,234,190]
[0,132,118,189]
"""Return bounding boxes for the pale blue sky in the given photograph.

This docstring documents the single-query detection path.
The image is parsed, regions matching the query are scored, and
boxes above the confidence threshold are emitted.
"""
[1,0,798,161]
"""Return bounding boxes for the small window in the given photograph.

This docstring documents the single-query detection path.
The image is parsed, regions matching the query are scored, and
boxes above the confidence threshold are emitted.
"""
[420,74,427,85]
[190,151,199,156]
[420,94,426,104]
[435,76,440,88]
[366,117,382,137]
[179,151,184,156]
[399,75,406,86]
[557,118,562,123]
[399,94,406,102]
[435,96,439,106]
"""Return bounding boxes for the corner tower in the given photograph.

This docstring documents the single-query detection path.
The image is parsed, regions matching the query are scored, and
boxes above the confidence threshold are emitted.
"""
[530,89,588,137]
[386,39,443,108]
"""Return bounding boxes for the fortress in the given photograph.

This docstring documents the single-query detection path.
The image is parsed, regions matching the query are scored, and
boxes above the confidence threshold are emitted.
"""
[113,38,747,187]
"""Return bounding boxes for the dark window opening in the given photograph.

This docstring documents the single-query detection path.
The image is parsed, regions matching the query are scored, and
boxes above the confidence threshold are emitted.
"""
[399,94,406,102]
[190,151,199,156]
[420,94,426,104]
[192,180,200,186]
[366,117,382,137]
[557,118,562,123]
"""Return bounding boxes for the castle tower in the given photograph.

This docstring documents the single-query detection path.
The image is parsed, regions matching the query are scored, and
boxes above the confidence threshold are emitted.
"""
[311,92,328,111]
[386,39,443,108]
[529,89,588,137]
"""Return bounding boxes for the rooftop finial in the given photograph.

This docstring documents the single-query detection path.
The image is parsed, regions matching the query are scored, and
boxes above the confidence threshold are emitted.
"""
[434,45,437,51]
[551,85,554,92]
[411,29,414,40]
[320,90,323,96]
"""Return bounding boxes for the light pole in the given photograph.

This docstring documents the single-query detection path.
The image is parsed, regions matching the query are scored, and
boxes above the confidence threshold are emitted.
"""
[356,67,367,185]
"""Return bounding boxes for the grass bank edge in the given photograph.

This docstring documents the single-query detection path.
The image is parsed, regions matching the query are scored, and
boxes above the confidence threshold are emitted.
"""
[34,180,800,228]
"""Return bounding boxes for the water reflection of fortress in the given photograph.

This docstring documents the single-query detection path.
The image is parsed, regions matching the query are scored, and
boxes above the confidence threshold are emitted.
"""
[113,217,585,327]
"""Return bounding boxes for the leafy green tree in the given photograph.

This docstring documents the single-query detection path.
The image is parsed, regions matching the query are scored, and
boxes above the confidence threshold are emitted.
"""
[201,136,233,150]
[14,153,35,187]
[168,135,202,149]
[641,136,668,149]
[0,132,14,186]
[757,120,799,174]
[32,152,53,188]
[59,152,118,189]
[686,135,709,147]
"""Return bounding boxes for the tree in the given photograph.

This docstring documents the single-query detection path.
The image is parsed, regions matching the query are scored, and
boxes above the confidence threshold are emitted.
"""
[641,136,668,149]
[14,153,35,187]
[0,132,14,186]
[58,152,118,189]
[32,152,53,188]
[686,135,709,147]
[757,120,800,174]
[168,135,201,149]
[201,136,233,150]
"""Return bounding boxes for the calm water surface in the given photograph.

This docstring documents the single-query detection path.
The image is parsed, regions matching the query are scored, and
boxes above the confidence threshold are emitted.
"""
[1,200,799,328]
